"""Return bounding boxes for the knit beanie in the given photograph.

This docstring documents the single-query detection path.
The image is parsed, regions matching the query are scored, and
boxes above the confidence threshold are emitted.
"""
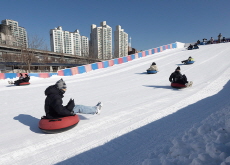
[56,78,67,90]
[176,66,180,71]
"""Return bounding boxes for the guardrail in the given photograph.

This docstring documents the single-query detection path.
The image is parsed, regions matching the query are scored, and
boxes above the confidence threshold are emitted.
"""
[0,42,178,79]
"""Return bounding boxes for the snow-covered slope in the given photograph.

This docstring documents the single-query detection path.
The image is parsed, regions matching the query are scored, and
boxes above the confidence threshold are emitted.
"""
[1,43,230,165]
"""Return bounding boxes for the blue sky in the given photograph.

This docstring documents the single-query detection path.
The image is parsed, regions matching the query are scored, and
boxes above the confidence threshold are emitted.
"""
[1,0,230,51]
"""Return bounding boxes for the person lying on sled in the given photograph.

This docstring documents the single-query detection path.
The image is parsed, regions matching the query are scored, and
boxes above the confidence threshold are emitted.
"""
[181,56,194,64]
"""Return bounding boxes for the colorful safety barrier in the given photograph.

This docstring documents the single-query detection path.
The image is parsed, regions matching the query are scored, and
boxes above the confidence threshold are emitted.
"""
[0,42,179,79]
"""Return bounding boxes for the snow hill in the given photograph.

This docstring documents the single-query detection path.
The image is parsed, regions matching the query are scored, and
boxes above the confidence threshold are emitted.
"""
[1,43,230,165]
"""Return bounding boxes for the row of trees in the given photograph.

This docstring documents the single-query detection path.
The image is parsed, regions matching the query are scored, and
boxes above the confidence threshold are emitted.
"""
[0,35,92,73]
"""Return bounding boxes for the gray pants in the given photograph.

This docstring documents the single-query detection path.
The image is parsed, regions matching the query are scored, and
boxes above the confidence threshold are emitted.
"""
[73,105,98,114]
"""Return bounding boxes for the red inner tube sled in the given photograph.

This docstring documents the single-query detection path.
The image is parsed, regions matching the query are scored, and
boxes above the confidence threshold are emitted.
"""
[171,83,186,89]
[17,82,30,86]
[39,115,80,133]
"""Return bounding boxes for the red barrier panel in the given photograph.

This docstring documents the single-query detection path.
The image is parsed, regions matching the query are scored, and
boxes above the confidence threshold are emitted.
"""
[169,44,172,49]
[142,51,146,57]
[85,64,92,72]
[135,53,138,59]
[118,58,123,64]
[97,62,103,69]
[127,55,132,61]
[0,73,5,79]
[154,48,158,53]
[58,70,64,76]
[165,45,168,49]
[39,73,49,78]
[71,67,79,75]
[108,60,114,66]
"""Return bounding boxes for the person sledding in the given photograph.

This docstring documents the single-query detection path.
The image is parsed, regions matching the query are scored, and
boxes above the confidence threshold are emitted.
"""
[44,78,103,119]
[169,67,193,87]
[181,56,194,64]
[187,44,193,50]
[147,62,159,72]
[193,43,199,49]
[8,73,30,85]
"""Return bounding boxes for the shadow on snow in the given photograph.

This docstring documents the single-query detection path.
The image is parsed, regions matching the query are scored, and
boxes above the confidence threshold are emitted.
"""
[57,80,230,165]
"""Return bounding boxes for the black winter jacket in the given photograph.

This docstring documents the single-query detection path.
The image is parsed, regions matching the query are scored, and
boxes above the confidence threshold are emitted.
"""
[23,76,30,82]
[44,85,73,118]
[169,71,183,83]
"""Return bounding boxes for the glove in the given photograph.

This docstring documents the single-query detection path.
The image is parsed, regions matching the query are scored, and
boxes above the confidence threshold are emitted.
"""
[66,98,75,111]
[70,111,75,116]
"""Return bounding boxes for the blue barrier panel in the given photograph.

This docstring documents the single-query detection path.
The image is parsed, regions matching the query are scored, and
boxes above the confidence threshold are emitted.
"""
[91,63,98,70]
[49,73,58,77]
[131,54,135,60]
[29,73,39,77]
[5,73,17,79]
[163,46,166,50]
[138,52,142,58]
[172,43,177,48]
[63,68,72,76]
[151,49,155,54]
[113,59,118,64]
[145,50,149,55]
[78,66,86,74]
[122,57,128,63]
[103,61,109,68]
[157,47,160,52]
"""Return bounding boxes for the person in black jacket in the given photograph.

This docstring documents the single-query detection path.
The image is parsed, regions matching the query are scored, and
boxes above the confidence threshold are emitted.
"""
[169,67,193,87]
[44,79,103,119]
[188,44,193,50]
[9,73,30,85]
[44,78,75,119]
[22,74,30,82]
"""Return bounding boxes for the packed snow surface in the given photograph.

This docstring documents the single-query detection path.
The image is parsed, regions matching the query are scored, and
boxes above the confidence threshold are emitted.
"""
[1,43,230,165]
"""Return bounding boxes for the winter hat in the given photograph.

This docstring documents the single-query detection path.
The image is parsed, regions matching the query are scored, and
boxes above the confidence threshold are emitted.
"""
[175,66,180,71]
[152,62,156,65]
[56,78,67,90]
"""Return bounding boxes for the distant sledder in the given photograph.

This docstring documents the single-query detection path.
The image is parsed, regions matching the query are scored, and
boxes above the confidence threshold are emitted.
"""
[169,67,193,88]
[193,43,199,49]
[187,44,193,50]
[181,56,195,64]
[146,62,159,74]
[8,73,30,86]
[187,43,199,50]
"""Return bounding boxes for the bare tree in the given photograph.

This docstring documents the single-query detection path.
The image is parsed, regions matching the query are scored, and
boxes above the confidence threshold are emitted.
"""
[21,35,47,73]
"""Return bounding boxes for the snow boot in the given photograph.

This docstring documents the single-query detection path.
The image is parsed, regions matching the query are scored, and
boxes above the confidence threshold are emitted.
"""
[96,102,103,115]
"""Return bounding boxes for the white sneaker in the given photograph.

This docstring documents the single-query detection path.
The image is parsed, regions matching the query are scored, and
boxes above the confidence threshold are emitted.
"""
[189,81,193,87]
[185,83,189,87]
[96,102,103,115]
[8,81,13,84]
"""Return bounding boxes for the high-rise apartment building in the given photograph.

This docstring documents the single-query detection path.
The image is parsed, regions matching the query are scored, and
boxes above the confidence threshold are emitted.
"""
[50,26,89,56]
[89,21,112,60]
[1,19,28,47]
[81,36,89,57]
[114,25,128,58]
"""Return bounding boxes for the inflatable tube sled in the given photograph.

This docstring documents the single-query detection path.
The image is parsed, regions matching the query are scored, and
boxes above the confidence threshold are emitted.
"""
[185,61,195,65]
[16,82,30,86]
[171,83,186,89]
[147,70,158,74]
[39,115,80,133]
[193,46,199,49]
[187,47,193,50]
